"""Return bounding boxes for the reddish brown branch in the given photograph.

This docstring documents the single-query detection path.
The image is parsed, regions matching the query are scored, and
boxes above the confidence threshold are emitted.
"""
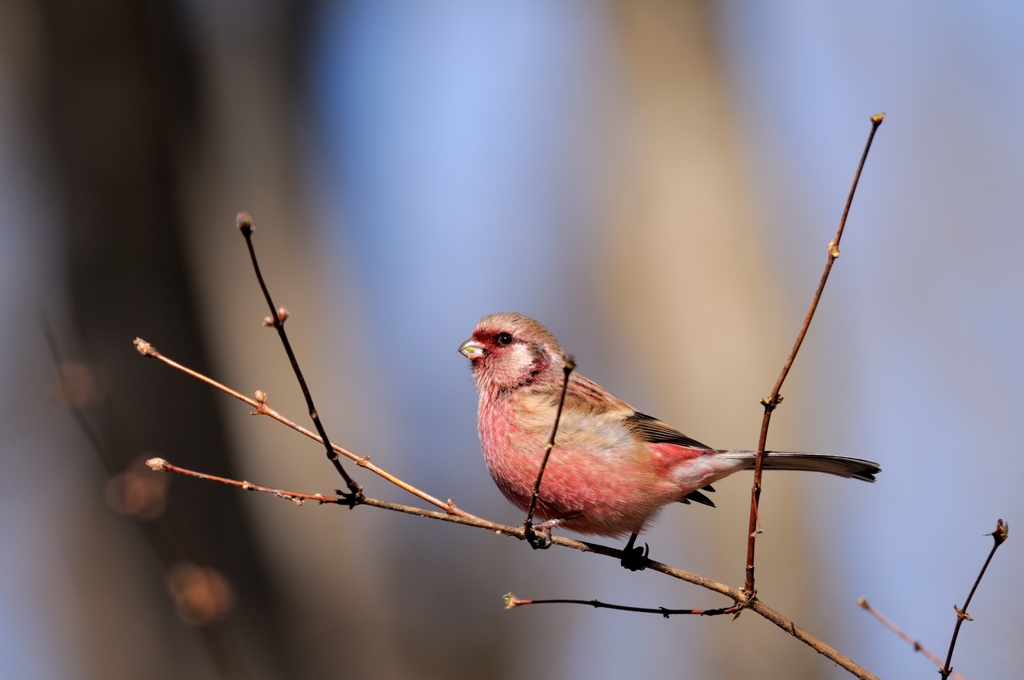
[504,593,741,618]
[148,456,879,680]
[523,356,576,543]
[940,519,1008,680]
[744,113,884,596]
[235,212,360,498]
[857,597,965,680]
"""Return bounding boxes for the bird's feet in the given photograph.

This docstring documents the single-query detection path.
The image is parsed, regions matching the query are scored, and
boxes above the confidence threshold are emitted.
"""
[334,487,365,509]
[524,522,553,550]
[620,532,649,571]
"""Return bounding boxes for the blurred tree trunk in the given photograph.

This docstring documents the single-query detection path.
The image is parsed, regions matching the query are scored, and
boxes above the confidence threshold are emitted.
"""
[0,0,302,676]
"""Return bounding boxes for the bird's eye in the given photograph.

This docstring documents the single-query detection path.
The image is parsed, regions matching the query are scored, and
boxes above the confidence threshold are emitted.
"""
[496,332,513,346]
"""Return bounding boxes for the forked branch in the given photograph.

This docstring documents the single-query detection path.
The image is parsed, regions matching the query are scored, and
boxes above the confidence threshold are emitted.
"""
[235,212,360,499]
[146,455,878,679]
[133,338,479,521]
[132,117,895,680]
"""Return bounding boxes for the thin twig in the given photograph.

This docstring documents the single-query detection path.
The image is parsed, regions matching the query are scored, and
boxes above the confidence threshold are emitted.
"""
[148,457,879,680]
[504,594,741,618]
[132,338,479,520]
[235,212,360,499]
[523,356,576,542]
[857,597,965,680]
[744,113,884,596]
[940,519,1008,680]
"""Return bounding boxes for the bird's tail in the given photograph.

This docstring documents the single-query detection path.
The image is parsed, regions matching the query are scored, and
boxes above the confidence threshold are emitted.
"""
[716,451,880,482]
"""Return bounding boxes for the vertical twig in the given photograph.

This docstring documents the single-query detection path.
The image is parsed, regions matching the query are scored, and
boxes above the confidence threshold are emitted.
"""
[235,212,361,500]
[523,356,576,540]
[940,519,1008,679]
[744,113,884,596]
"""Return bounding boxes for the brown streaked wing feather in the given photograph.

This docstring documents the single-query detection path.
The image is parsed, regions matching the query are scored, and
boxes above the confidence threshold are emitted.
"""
[563,373,635,416]
[624,412,713,450]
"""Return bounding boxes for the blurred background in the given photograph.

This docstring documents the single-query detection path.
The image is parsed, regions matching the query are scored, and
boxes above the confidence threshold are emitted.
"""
[1,1,1021,678]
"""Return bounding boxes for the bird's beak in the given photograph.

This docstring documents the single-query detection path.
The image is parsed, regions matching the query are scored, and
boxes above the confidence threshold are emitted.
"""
[459,339,485,360]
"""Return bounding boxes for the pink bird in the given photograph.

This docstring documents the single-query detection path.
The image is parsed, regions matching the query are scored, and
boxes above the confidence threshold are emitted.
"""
[459,312,880,570]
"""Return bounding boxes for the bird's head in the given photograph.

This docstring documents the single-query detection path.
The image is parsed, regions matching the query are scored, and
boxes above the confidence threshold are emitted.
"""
[459,313,566,393]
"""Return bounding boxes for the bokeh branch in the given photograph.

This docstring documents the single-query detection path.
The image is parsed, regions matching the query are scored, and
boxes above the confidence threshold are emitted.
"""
[744,113,884,596]
[857,597,965,680]
[45,320,248,680]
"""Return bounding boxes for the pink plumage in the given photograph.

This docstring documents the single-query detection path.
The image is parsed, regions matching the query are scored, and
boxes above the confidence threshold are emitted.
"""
[460,313,879,547]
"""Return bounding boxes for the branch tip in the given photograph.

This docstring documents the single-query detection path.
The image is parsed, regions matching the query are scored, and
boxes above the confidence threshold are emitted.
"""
[236,211,252,234]
[871,112,885,124]
[146,457,169,472]
[504,593,522,609]
[134,338,155,356]
[988,518,1008,545]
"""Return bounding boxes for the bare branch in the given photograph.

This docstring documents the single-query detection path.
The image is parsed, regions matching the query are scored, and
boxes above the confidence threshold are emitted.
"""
[744,113,884,596]
[504,593,741,618]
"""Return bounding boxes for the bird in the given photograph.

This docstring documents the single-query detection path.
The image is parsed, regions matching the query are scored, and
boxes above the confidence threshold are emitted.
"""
[458,312,880,570]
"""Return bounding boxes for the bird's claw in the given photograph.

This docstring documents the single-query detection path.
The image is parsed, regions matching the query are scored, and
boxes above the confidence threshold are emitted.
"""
[334,487,365,509]
[620,537,649,571]
[524,523,553,550]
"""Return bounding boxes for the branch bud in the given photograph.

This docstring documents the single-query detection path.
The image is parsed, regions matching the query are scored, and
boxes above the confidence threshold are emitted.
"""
[134,338,155,356]
[146,457,169,471]
[236,211,253,234]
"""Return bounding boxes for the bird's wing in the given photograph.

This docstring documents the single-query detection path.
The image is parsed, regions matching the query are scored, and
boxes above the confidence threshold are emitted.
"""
[563,373,634,415]
[623,411,713,450]
[560,374,713,451]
